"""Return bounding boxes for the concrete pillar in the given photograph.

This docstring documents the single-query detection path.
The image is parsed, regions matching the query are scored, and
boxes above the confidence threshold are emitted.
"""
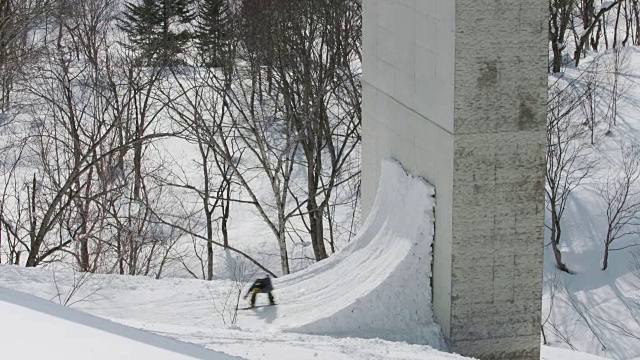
[361,1,547,359]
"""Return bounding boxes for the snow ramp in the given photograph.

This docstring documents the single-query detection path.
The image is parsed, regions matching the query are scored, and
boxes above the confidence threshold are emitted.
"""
[242,160,445,349]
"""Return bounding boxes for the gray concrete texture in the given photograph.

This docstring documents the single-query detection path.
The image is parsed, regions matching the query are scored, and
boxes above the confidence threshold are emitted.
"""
[361,0,547,359]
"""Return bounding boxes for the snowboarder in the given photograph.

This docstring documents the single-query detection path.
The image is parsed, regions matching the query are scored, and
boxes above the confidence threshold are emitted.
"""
[243,275,275,308]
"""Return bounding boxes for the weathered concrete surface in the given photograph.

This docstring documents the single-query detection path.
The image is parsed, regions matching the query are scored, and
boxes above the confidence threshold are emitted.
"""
[362,0,547,359]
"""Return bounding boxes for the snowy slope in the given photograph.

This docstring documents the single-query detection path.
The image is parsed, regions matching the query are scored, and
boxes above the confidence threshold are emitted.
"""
[541,346,611,360]
[543,48,640,359]
[0,287,241,360]
[0,271,468,360]
[238,159,445,347]
[0,269,605,360]
[0,157,629,359]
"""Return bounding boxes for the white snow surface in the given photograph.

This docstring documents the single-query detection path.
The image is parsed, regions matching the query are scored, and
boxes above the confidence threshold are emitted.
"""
[0,160,609,359]
[263,159,444,347]
[543,48,640,359]
[541,346,610,360]
[0,287,241,360]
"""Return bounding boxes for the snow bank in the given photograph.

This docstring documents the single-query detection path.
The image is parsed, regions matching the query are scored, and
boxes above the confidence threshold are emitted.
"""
[0,287,243,360]
[244,160,444,348]
[541,346,610,360]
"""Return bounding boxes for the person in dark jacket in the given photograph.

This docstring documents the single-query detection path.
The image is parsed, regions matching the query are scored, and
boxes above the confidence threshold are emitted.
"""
[243,275,275,307]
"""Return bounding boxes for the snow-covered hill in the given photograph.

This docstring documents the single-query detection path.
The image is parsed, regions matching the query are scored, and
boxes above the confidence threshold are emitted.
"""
[0,266,608,360]
[0,266,465,360]
[0,158,618,359]
[542,48,640,359]
[0,287,240,359]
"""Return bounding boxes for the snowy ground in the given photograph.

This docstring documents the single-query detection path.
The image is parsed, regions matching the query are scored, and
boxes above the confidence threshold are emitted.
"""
[542,47,640,359]
[0,161,456,359]
[0,160,612,359]
[0,287,240,360]
[0,266,469,360]
[0,268,606,360]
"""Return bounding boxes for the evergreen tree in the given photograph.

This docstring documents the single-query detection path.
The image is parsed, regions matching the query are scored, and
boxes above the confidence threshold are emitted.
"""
[119,0,195,65]
[159,0,195,64]
[194,0,229,67]
[119,0,162,62]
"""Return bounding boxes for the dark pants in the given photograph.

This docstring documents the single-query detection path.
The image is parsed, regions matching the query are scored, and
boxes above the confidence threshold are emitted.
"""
[250,288,275,306]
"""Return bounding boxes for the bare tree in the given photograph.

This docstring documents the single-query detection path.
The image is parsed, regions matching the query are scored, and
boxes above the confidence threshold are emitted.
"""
[206,256,255,325]
[223,62,300,275]
[604,45,630,133]
[581,60,604,145]
[597,144,640,270]
[9,32,175,269]
[546,81,596,273]
[0,0,49,110]
[251,0,362,262]
[574,1,621,67]
[550,0,576,73]
[160,61,244,280]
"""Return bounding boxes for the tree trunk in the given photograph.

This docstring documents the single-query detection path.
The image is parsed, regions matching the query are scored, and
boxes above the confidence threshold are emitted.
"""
[26,174,38,267]
[129,233,136,275]
[550,206,570,273]
[222,179,230,248]
[575,1,620,66]
[602,239,611,270]
[277,212,290,275]
[308,197,328,261]
[206,205,214,281]
[614,1,623,46]
[117,232,124,274]
[552,41,563,73]
[551,237,570,273]
[133,141,142,200]
[202,144,214,281]
[634,0,640,44]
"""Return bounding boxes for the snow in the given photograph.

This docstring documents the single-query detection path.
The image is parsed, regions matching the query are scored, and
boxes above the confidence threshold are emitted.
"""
[0,159,612,360]
[0,274,600,360]
[541,346,610,360]
[0,270,467,360]
[0,287,241,360]
[600,1,616,10]
[253,159,444,347]
[542,47,640,359]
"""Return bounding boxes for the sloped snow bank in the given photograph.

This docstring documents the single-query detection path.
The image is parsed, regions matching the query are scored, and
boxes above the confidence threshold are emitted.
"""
[0,287,242,360]
[541,346,610,360]
[250,160,444,348]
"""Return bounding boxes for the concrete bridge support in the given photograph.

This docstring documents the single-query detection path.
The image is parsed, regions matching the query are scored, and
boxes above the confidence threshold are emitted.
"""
[361,1,547,359]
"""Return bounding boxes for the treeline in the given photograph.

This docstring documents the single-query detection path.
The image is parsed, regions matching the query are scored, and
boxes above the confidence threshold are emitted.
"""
[550,0,639,72]
[0,0,362,279]
[547,0,640,274]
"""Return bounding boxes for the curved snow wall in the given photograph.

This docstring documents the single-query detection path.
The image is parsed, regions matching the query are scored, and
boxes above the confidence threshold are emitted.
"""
[362,1,547,359]
[273,160,444,348]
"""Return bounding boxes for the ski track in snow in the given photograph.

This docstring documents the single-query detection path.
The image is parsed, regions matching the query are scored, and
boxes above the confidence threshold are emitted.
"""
[250,160,444,347]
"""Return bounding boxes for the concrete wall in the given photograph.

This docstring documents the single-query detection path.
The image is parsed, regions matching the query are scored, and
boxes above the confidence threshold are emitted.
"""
[361,0,456,340]
[362,0,547,359]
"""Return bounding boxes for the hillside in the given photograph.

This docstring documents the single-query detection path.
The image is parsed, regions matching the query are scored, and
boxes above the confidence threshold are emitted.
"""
[542,47,640,359]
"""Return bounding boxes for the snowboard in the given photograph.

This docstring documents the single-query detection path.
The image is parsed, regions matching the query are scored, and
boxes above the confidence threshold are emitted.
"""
[237,304,276,311]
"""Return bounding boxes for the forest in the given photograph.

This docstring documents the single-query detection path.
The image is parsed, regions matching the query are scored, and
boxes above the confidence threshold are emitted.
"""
[0,0,362,278]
